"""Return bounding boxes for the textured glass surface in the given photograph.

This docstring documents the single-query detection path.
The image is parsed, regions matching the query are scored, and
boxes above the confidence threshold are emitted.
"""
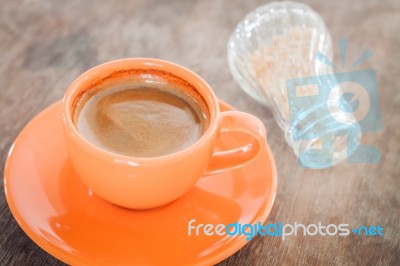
[227,1,361,168]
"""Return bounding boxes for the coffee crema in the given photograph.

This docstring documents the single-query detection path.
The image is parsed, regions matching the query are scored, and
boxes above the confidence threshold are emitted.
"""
[73,81,209,157]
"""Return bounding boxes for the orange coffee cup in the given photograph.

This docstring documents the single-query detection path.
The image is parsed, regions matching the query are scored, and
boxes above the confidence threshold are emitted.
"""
[62,58,267,209]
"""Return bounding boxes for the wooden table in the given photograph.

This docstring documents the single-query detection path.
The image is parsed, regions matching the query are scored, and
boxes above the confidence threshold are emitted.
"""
[1,0,399,265]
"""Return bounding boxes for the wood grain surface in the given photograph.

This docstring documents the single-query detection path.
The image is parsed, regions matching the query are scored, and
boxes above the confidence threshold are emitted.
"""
[1,0,399,265]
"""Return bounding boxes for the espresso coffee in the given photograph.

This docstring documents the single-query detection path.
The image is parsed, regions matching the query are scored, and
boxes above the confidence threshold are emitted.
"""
[73,80,209,157]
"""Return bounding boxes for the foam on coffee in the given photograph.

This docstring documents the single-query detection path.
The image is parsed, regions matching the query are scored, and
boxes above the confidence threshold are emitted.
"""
[73,74,209,157]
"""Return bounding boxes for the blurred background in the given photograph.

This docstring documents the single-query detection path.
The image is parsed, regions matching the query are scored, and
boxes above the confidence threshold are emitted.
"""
[1,0,399,265]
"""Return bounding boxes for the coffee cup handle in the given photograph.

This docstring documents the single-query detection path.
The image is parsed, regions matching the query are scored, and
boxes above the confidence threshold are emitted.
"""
[203,111,267,176]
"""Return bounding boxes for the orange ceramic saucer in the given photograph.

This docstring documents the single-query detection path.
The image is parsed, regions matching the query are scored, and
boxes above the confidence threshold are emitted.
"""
[4,100,277,265]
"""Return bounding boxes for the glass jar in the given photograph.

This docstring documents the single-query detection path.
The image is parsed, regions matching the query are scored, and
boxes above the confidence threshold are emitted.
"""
[227,1,361,168]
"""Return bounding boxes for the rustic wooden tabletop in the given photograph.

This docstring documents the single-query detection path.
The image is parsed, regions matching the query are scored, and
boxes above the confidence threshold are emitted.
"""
[1,0,399,265]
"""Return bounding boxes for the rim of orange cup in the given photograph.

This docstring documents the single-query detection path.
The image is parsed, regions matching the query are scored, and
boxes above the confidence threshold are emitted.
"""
[63,58,220,162]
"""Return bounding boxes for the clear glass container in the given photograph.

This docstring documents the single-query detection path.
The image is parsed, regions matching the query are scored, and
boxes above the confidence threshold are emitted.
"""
[227,1,361,168]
